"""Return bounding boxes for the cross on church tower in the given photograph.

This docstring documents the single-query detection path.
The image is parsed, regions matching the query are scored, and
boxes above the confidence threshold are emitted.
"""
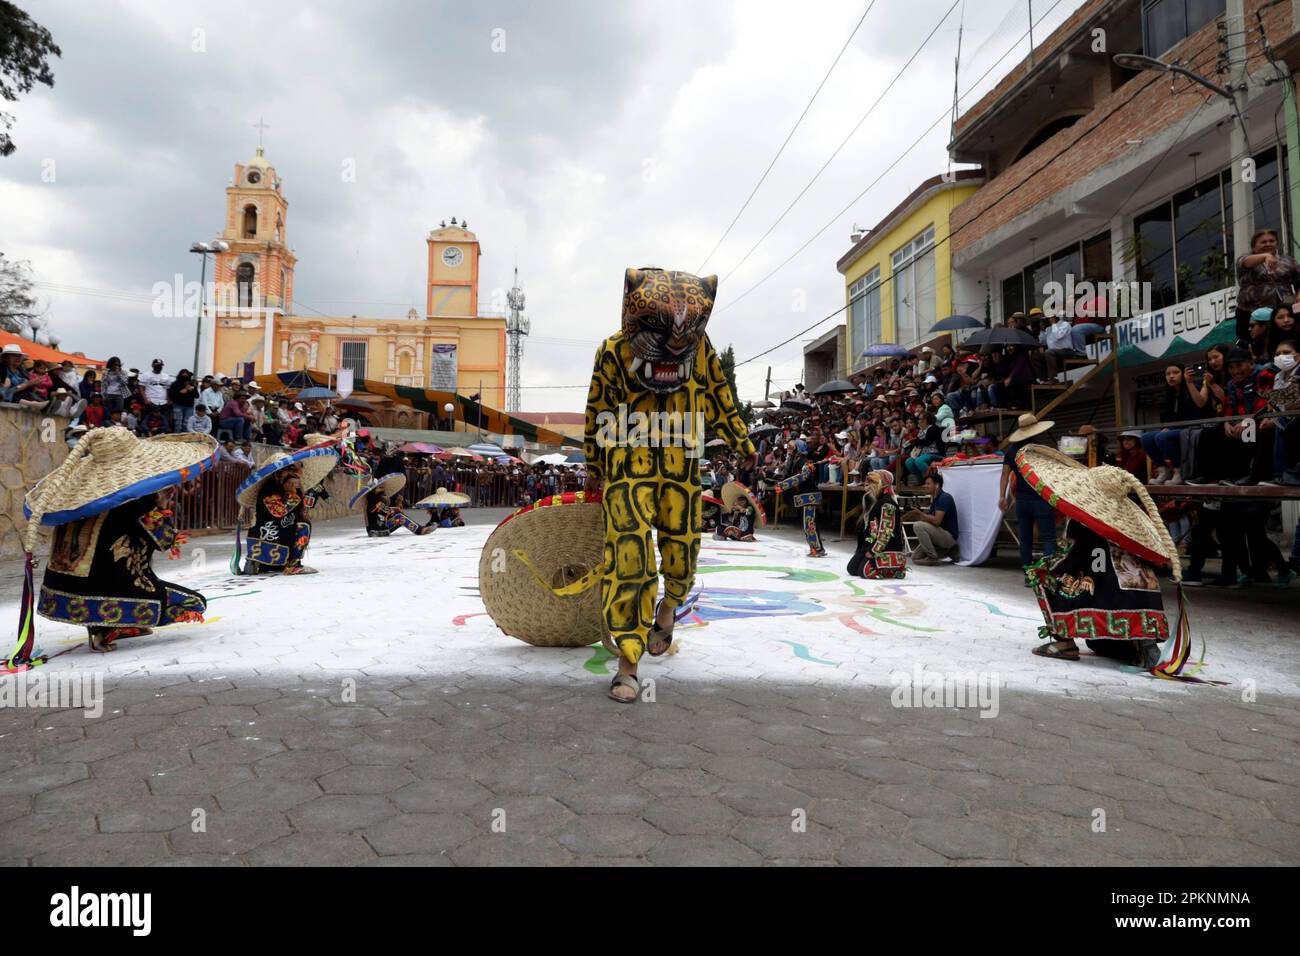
[253,117,270,148]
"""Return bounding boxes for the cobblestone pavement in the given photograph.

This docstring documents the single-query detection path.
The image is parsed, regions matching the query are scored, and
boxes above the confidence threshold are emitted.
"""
[0,514,1296,866]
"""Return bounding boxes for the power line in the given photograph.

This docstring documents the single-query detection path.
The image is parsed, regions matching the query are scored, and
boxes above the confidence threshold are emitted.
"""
[715,0,963,288]
[694,0,881,274]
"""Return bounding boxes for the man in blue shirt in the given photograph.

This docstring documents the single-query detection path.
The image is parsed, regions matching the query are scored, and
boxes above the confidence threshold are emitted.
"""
[905,472,960,564]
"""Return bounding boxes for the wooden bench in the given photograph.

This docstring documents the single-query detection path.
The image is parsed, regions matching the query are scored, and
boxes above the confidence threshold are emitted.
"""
[1144,483,1300,500]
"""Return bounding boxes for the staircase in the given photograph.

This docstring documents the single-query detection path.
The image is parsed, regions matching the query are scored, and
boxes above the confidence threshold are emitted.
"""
[1027,332,1118,421]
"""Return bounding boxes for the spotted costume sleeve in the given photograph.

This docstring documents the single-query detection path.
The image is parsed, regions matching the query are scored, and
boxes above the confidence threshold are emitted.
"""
[584,339,624,484]
[702,337,756,460]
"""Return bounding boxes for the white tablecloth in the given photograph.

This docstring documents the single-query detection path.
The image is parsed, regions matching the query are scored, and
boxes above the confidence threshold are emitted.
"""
[937,460,1004,566]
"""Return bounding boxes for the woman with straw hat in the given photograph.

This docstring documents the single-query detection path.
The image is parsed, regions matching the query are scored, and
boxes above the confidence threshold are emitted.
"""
[352,473,430,536]
[847,469,908,579]
[1000,413,1058,581]
[235,444,340,575]
[10,428,219,662]
[1015,445,1216,682]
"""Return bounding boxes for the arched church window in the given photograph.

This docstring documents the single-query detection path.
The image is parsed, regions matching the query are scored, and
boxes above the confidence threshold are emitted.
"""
[398,351,413,377]
[237,263,255,308]
[243,204,258,238]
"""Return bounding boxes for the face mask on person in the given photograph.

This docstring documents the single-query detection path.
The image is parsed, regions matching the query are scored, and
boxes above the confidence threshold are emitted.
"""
[1276,353,1297,371]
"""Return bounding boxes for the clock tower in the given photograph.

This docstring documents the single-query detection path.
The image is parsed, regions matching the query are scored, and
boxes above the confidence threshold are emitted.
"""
[426,218,480,318]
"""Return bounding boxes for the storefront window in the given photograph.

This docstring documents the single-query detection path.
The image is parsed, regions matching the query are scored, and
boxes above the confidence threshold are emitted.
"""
[1134,203,1178,309]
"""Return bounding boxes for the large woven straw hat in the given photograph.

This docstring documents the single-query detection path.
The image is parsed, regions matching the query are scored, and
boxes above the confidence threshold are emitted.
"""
[1008,413,1055,442]
[348,471,405,509]
[236,445,340,509]
[414,486,470,509]
[479,491,605,647]
[720,481,766,527]
[23,429,218,546]
[1015,444,1178,572]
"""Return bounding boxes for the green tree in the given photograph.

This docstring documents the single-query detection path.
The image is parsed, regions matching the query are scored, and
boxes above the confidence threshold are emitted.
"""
[1,2,61,158]
[0,252,42,333]
[718,343,754,427]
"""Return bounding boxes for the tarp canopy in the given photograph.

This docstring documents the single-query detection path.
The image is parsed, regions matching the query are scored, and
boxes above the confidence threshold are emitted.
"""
[253,369,582,448]
[0,330,106,367]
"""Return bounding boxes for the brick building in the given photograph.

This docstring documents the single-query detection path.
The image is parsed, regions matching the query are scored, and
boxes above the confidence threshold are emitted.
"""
[948,0,1300,426]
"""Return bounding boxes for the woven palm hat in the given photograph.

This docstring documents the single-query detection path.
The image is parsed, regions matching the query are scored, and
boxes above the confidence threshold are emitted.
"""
[721,481,767,527]
[478,491,606,647]
[236,445,340,509]
[1008,413,1055,442]
[414,486,471,509]
[1015,444,1177,572]
[22,428,219,549]
[348,472,406,509]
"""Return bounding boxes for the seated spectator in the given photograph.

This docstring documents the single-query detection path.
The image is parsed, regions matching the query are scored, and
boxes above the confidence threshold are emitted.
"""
[1268,304,1296,355]
[902,411,944,486]
[79,369,99,401]
[1267,339,1300,486]
[82,393,107,428]
[905,473,959,564]
[1141,363,1206,485]
[218,393,253,441]
[1030,314,1083,381]
[187,403,213,435]
[1221,346,1275,486]
[1115,430,1148,481]
[217,439,242,463]
[1247,308,1273,365]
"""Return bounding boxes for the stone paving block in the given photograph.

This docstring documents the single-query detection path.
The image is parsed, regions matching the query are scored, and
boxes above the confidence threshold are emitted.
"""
[554,813,664,858]
[390,777,494,813]
[289,794,399,832]
[363,812,479,855]
[215,777,322,813]
[909,818,1012,861]
[247,832,378,866]
[647,834,763,866]
[147,764,255,796]
[732,816,841,859]
[318,765,415,795]
[99,795,218,833]
[168,810,293,856]
[0,761,87,797]
[450,834,572,866]
[34,832,172,867]
[252,749,349,781]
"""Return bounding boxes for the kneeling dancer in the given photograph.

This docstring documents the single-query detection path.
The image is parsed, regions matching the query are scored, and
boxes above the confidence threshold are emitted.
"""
[236,444,340,575]
[847,469,908,579]
[583,267,755,702]
[10,428,219,662]
[715,480,764,541]
[1016,445,1216,682]
[354,473,430,536]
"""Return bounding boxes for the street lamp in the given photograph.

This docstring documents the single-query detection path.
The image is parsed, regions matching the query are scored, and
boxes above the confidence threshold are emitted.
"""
[1112,53,1235,100]
[189,240,229,373]
[444,402,455,432]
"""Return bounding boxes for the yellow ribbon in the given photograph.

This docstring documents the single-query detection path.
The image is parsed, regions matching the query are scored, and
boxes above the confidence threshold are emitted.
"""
[509,549,601,597]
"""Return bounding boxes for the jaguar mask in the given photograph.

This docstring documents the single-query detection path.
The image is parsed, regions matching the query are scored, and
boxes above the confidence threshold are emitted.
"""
[621,267,717,394]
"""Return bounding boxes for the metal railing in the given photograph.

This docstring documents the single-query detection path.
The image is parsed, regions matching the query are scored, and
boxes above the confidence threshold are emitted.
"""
[174,460,252,532]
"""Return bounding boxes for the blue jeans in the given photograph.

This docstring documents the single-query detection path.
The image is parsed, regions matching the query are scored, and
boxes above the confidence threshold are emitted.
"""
[1070,322,1107,352]
[1015,495,1056,567]
[905,453,940,481]
[1140,428,1181,469]
[172,405,193,434]
[219,417,249,441]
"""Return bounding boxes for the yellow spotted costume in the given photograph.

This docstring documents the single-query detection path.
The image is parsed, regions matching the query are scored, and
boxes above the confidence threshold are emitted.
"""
[585,269,755,664]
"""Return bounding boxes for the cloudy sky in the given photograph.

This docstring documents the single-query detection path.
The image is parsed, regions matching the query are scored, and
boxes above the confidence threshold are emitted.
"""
[2,0,1085,411]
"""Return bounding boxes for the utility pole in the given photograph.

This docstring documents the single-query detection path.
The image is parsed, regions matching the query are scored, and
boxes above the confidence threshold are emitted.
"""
[505,267,529,412]
[764,366,772,402]
[1227,0,1254,257]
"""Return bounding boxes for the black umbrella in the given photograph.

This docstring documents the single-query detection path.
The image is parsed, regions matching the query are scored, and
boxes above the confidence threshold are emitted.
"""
[961,327,1039,349]
[780,398,814,412]
[929,314,985,332]
[748,423,780,440]
[813,379,859,395]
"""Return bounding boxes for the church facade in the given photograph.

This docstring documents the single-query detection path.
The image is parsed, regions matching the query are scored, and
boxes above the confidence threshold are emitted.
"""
[202,147,506,402]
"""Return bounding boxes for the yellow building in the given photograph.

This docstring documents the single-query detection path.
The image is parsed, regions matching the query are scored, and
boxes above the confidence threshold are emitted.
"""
[835,170,983,375]
[203,148,505,400]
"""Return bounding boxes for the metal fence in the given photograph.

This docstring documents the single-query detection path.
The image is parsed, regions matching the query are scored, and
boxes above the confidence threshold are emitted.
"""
[401,465,582,509]
[174,460,252,532]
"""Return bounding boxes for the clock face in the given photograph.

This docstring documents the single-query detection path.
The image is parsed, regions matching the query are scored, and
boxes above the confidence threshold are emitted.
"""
[247,170,261,184]
[442,246,464,268]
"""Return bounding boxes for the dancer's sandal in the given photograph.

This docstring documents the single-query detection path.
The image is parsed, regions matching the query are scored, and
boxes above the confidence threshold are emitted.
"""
[88,631,118,653]
[647,602,675,657]
[284,565,319,575]
[1032,639,1079,661]
[608,673,640,703]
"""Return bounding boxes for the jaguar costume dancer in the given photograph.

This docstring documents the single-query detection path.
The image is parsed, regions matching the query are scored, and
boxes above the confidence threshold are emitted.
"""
[1016,445,1220,683]
[9,429,219,664]
[765,461,826,556]
[235,445,339,575]
[847,469,908,579]
[584,267,756,702]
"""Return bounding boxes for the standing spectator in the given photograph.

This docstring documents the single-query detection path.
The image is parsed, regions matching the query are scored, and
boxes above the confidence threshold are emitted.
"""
[139,358,174,430]
[1246,308,1273,365]
[1000,414,1057,581]
[100,357,131,412]
[1234,228,1300,343]
[168,370,198,434]
[1115,431,1149,481]
[199,376,225,416]
[1266,339,1300,486]
[1268,304,1296,355]
[78,368,98,401]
